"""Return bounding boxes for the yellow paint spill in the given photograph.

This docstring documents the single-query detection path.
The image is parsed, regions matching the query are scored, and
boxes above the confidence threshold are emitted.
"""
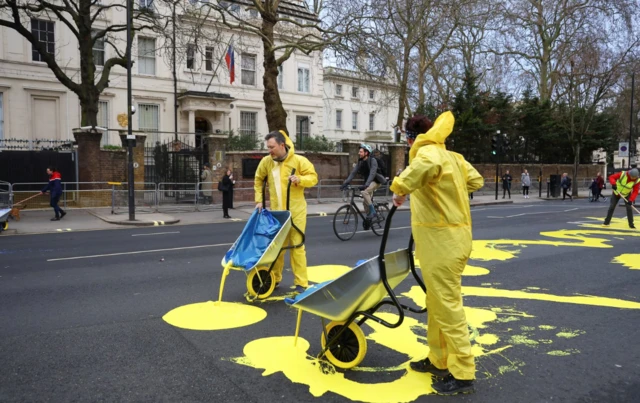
[232,336,436,402]
[612,254,640,270]
[539,339,553,344]
[475,334,499,345]
[539,325,557,330]
[307,265,352,283]
[556,329,585,339]
[463,265,490,276]
[162,301,267,330]
[527,287,541,290]
[547,349,580,356]
[520,326,535,331]
[509,335,539,347]
[497,316,520,323]
[462,287,640,310]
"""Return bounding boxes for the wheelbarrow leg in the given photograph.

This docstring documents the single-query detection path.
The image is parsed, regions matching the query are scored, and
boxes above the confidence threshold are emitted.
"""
[294,308,303,347]
[217,261,233,303]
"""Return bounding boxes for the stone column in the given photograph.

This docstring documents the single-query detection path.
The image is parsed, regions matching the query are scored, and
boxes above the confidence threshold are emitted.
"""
[387,143,407,180]
[205,134,230,182]
[119,132,147,188]
[188,110,195,134]
[341,140,362,172]
[73,128,103,188]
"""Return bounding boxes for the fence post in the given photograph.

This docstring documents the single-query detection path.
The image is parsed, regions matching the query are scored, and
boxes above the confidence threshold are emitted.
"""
[546,179,550,198]
[63,182,67,208]
[317,180,322,202]
[194,182,199,212]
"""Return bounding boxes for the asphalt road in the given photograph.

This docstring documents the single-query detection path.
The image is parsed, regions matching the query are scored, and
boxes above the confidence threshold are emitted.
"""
[1,200,639,402]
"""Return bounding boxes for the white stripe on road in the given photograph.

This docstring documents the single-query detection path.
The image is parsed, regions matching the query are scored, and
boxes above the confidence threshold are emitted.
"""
[489,208,579,219]
[47,242,233,262]
[131,231,181,237]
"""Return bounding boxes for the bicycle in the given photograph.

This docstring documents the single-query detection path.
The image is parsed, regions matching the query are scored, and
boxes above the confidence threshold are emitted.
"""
[333,186,390,241]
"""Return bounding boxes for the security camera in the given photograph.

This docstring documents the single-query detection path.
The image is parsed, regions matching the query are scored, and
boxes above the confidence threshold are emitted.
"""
[131,105,137,115]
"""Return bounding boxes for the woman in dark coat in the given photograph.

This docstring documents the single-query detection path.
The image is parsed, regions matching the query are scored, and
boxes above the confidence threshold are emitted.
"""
[222,169,236,218]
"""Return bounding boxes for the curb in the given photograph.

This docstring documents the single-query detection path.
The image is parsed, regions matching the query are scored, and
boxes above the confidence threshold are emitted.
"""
[88,210,180,227]
[470,200,514,207]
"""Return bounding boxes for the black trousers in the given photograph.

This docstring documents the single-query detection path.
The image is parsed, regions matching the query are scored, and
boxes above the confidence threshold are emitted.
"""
[222,191,233,217]
[562,188,572,200]
[50,195,64,217]
[503,186,510,198]
[522,186,529,195]
[604,193,634,226]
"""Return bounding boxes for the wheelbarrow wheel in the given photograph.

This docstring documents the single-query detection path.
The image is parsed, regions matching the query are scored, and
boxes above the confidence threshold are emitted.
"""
[321,321,367,369]
[246,267,276,299]
[370,203,389,236]
[333,205,357,241]
[1,221,8,231]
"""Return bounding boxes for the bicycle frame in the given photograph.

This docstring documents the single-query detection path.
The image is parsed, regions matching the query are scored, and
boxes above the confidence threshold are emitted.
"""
[344,187,379,222]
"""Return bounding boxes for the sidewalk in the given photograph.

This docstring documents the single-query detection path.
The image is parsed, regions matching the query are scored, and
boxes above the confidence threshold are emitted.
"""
[2,194,544,235]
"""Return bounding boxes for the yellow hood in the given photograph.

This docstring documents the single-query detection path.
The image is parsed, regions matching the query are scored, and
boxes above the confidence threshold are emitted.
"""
[280,129,295,156]
[409,111,455,163]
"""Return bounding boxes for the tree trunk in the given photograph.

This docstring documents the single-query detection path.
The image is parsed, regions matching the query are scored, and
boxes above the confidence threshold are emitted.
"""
[261,18,288,134]
[78,7,99,128]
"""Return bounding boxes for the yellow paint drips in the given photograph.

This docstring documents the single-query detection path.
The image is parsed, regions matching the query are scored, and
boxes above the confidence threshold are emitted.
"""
[462,287,640,310]
[612,254,640,270]
[539,325,557,330]
[307,265,352,283]
[509,335,539,347]
[232,336,436,402]
[475,334,499,345]
[547,349,580,356]
[463,265,491,276]
[162,301,267,331]
[556,329,585,339]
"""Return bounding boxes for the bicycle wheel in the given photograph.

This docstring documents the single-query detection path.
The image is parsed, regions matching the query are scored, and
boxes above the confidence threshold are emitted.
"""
[370,203,389,236]
[333,205,358,241]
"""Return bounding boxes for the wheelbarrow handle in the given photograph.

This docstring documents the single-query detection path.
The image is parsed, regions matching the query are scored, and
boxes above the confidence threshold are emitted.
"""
[285,168,305,248]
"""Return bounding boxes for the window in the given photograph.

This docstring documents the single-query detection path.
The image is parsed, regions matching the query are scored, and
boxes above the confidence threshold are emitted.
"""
[97,101,110,146]
[240,111,257,139]
[138,37,156,75]
[249,8,259,18]
[335,84,342,96]
[277,64,284,90]
[138,103,160,144]
[369,90,375,100]
[351,86,359,98]
[298,64,310,93]
[140,0,154,9]
[205,46,214,71]
[186,43,195,69]
[241,54,256,86]
[31,19,55,62]
[369,113,375,130]
[352,112,358,130]
[336,110,342,129]
[92,30,105,66]
[0,93,3,140]
[296,116,310,142]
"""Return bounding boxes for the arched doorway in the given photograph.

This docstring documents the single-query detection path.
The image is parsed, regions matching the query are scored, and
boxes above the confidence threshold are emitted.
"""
[195,117,210,148]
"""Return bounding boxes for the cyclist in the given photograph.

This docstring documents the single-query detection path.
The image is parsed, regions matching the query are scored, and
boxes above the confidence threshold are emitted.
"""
[340,144,387,221]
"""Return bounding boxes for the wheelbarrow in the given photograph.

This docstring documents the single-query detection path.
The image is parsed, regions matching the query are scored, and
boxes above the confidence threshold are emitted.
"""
[285,205,427,369]
[0,208,10,232]
[217,169,305,302]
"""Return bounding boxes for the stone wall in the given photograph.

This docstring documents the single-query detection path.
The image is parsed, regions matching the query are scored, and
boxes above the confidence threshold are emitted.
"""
[73,129,127,186]
[473,163,606,183]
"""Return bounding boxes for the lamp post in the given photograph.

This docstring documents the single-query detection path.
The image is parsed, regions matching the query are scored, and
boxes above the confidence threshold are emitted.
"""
[629,72,635,169]
[126,0,135,221]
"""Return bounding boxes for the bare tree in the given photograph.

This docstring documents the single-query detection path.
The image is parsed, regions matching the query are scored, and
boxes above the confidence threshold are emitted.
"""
[0,0,159,127]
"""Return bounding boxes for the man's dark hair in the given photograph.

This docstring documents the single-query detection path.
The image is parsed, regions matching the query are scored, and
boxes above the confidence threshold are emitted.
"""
[265,131,286,144]
[405,115,433,134]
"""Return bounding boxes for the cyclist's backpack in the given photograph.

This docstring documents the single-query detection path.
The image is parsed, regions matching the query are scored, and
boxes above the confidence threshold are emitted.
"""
[374,156,386,176]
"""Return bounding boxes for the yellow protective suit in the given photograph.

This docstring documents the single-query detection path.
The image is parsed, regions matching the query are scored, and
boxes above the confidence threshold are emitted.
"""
[390,111,484,380]
[254,130,318,287]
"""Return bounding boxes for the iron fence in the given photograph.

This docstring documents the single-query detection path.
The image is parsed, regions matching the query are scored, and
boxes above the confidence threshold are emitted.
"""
[0,138,74,151]
[0,181,11,208]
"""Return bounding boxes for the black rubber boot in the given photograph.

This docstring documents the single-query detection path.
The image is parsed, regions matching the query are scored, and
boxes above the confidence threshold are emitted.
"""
[432,374,475,395]
[409,358,450,378]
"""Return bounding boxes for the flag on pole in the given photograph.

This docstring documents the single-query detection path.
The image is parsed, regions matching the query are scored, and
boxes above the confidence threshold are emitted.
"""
[225,45,235,84]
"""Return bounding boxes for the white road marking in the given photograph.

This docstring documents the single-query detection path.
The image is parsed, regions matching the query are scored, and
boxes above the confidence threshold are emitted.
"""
[47,242,233,262]
[490,208,579,219]
[131,231,180,237]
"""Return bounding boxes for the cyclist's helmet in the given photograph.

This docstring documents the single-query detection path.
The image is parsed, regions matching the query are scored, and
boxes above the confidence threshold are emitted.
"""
[360,144,373,155]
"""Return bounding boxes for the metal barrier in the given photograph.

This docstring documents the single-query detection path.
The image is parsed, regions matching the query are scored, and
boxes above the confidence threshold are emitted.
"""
[0,181,12,208]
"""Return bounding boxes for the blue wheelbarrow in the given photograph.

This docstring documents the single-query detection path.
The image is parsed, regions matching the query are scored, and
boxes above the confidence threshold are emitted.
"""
[217,169,305,302]
[285,205,427,369]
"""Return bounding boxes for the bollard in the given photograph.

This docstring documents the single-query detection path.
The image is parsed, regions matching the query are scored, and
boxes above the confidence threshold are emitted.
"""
[547,180,550,198]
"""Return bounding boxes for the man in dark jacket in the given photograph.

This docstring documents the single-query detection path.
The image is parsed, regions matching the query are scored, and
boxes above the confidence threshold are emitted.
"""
[561,173,573,201]
[39,166,66,221]
[502,171,512,199]
[341,144,387,219]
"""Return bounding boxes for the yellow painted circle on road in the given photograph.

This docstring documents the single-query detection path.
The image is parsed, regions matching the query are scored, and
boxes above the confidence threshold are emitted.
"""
[163,301,267,330]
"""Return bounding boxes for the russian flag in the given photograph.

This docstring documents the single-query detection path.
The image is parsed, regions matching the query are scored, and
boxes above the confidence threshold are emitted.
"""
[225,45,235,84]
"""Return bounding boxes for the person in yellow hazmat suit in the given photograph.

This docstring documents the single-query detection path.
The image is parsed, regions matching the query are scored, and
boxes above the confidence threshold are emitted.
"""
[254,130,318,293]
[391,112,484,395]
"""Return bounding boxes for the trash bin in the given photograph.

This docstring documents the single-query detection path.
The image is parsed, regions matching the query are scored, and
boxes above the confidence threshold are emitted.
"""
[549,174,561,197]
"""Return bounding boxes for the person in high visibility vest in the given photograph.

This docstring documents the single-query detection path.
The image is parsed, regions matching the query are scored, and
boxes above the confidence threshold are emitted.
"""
[603,168,640,229]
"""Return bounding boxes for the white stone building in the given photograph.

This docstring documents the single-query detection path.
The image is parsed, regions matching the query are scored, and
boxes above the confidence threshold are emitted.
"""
[322,67,399,145]
[0,1,325,149]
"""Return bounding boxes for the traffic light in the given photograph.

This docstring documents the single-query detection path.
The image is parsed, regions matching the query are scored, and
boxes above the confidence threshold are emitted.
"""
[491,136,498,155]
[503,137,510,152]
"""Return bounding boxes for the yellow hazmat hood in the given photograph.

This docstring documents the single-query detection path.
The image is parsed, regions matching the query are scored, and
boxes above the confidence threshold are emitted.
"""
[279,129,295,155]
[409,111,455,163]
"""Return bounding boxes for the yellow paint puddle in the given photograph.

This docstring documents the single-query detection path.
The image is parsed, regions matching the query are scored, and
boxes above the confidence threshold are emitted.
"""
[462,287,640,310]
[162,301,267,330]
[307,265,352,283]
[539,325,557,330]
[612,254,640,270]
[547,349,580,356]
[556,329,585,339]
[231,336,436,402]
[463,265,490,276]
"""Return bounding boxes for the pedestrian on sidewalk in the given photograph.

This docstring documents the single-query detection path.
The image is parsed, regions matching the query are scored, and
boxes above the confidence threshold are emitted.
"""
[254,130,318,294]
[561,173,573,201]
[391,112,483,395]
[222,169,235,219]
[521,169,531,199]
[594,172,606,202]
[502,170,512,199]
[39,166,66,221]
[603,168,640,229]
[200,163,214,204]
